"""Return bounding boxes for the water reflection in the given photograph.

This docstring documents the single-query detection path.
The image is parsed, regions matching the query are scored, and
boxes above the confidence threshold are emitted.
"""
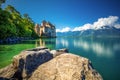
[56,37,120,58]
[35,39,45,47]
[35,37,120,58]
[35,38,56,49]
[56,38,69,48]
[73,38,114,57]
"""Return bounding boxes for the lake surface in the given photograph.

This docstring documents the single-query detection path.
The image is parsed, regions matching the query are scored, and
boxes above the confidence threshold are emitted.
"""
[0,37,120,80]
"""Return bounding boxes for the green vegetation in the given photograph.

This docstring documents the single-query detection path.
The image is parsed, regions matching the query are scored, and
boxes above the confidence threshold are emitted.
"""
[0,4,38,40]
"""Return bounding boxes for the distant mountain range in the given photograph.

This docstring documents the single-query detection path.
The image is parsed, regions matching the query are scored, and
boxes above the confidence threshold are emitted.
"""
[57,26,120,37]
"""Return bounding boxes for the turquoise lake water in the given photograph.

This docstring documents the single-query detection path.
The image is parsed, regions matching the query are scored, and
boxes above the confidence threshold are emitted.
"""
[0,37,120,80]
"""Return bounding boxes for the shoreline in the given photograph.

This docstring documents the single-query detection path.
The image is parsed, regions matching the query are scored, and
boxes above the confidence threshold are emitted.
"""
[0,37,57,44]
[0,37,35,44]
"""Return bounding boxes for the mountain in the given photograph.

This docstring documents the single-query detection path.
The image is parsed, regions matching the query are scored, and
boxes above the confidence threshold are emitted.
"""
[57,26,120,37]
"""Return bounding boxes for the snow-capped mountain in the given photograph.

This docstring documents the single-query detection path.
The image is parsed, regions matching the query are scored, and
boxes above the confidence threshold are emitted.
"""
[57,16,120,37]
[57,26,120,37]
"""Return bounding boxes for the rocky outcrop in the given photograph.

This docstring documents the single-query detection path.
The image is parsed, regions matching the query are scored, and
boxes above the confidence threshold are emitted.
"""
[0,47,67,80]
[50,48,68,57]
[0,47,102,80]
[29,53,102,80]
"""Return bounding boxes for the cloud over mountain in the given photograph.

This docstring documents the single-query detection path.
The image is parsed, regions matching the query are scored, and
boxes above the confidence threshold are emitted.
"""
[56,16,120,32]
[56,27,71,32]
[93,16,119,30]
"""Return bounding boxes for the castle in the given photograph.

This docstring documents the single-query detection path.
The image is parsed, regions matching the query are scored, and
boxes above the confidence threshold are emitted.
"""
[34,20,56,37]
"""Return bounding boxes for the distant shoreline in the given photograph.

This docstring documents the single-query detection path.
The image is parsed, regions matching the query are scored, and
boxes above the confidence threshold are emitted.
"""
[0,37,34,44]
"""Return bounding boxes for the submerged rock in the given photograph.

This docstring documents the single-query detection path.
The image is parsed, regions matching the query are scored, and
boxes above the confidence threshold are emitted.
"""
[0,47,102,80]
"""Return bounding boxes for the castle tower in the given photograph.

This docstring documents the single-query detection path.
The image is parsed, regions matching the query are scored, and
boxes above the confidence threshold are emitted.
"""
[34,24,40,36]
[34,21,56,38]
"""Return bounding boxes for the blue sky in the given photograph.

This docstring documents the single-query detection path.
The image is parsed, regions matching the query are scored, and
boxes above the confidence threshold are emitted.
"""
[2,0,120,30]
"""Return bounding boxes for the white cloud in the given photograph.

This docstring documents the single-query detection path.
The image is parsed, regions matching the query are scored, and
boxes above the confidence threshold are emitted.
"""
[56,16,120,32]
[56,27,71,32]
[93,16,119,29]
[114,24,120,29]
[73,23,92,31]
[56,29,61,32]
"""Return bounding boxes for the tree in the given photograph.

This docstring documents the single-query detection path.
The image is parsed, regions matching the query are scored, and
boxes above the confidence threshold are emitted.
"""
[0,5,38,39]
[0,0,5,8]
[23,13,29,18]
[23,13,35,35]
[5,5,20,14]
[0,8,17,39]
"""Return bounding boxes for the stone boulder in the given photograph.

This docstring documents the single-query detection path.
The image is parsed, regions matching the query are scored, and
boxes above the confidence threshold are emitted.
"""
[0,47,102,80]
[0,47,68,80]
[50,48,68,57]
[29,53,103,80]
[12,47,53,79]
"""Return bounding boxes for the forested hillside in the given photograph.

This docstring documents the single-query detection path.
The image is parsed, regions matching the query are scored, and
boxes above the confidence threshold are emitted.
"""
[0,1,38,40]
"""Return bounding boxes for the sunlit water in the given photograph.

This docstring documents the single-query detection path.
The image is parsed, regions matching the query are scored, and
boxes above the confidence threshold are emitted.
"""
[0,37,120,80]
